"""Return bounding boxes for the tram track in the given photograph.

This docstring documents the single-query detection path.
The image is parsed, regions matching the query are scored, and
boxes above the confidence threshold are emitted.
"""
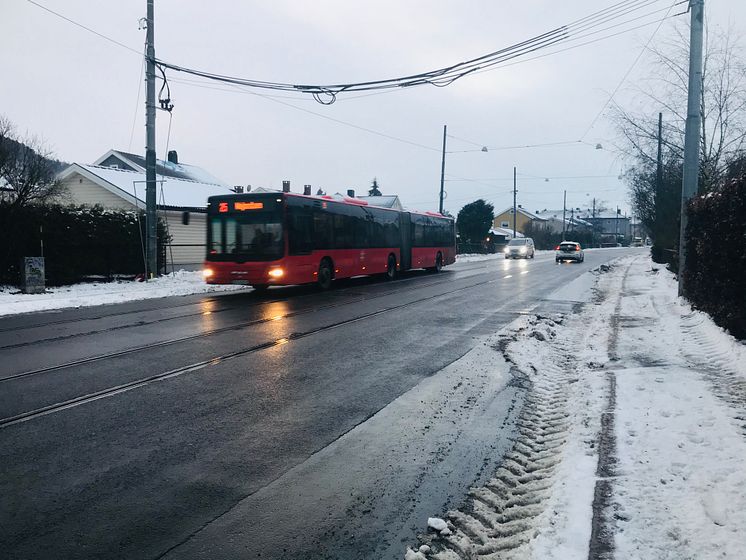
[0,260,495,336]
[0,268,490,381]
[0,273,504,429]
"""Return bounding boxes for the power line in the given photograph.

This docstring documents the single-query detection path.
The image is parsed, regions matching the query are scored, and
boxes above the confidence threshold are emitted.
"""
[25,0,141,55]
[128,48,146,151]
[155,0,672,104]
[580,0,682,140]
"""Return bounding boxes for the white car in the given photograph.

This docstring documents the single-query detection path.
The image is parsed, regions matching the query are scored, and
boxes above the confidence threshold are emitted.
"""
[504,238,535,259]
[555,241,584,263]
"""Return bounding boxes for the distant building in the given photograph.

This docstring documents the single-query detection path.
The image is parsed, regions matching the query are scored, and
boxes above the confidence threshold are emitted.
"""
[576,210,631,238]
[57,149,234,269]
[492,206,547,234]
[534,209,592,234]
[488,226,523,244]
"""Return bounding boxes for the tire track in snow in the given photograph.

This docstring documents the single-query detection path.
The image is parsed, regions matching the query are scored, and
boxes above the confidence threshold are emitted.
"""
[679,313,746,437]
[407,315,580,559]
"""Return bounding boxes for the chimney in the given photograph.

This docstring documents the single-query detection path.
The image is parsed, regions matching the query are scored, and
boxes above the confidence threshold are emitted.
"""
[282,180,290,193]
[303,184,312,195]
[232,185,244,193]
[246,185,252,192]
[167,150,178,164]
[347,189,355,197]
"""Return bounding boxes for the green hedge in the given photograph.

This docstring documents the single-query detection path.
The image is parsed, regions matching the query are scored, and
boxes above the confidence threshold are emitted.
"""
[1,204,169,286]
[684,176,746,339]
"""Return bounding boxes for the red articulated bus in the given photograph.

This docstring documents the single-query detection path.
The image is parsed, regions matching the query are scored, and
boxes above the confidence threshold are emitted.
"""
[202,191,455,290]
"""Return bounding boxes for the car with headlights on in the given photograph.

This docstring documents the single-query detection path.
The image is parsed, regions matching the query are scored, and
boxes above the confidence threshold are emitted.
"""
[555,241,584,263]
[504,238,535,259]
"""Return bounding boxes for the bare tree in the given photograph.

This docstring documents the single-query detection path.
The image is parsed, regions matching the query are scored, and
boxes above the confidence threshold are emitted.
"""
[611,21,746,265]
[613,22,746,191]
[0,116,66,208]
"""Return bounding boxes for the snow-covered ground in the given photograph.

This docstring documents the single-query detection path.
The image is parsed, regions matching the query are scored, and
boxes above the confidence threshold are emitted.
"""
[0,270,247,317]
[408,255,746,559]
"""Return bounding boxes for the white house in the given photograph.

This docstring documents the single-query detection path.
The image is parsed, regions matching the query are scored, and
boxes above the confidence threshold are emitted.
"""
[57,149,234,269]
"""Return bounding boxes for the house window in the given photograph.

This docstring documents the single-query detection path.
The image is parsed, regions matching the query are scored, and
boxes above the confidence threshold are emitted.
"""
[501,221,509,228]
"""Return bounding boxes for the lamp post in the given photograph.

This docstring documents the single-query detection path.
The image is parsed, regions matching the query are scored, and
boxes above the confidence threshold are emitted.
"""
[438,127,488,215]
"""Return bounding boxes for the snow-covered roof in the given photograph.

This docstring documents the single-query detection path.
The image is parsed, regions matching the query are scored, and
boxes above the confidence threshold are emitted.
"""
[577,212,629,220]
[93,149,229,187]
[490,227,524,238]
[535,209,593,227]
[59,163,235,209]
[357,195,403,210]
[496,206,546,221]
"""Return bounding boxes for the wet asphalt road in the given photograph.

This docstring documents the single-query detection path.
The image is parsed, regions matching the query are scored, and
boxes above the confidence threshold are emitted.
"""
[0,248,639,559]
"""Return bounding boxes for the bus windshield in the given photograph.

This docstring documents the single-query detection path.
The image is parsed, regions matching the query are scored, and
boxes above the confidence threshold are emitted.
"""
[208,213,284,261]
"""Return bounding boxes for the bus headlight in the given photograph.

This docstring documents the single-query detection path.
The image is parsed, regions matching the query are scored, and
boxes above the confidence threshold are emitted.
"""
[268,268,284,278]
[202,268,214,279]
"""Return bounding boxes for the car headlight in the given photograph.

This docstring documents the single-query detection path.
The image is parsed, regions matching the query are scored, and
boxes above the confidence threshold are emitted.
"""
[520,247,527,253]
[504,247,510,253]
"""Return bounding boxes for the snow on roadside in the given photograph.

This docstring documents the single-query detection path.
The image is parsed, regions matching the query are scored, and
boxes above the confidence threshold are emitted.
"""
[0,270,248,317]
[407,254,746,559]
[455,253,504,263]
[610,257,746,559]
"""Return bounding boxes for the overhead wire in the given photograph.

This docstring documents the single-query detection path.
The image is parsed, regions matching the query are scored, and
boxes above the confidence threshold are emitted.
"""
[127,48,146,152]
[579,0,683,140]
[25,0,142,55]
[154,0,674,104]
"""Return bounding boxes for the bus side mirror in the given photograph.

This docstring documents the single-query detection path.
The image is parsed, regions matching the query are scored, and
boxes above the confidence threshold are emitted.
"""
[182,211,190,225]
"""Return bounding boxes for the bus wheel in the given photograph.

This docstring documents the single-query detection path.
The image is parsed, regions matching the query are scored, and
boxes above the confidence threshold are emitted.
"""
[429,252,443,273]
[252,284,268,292]
[385,255,397,281]
[317,259,333,290]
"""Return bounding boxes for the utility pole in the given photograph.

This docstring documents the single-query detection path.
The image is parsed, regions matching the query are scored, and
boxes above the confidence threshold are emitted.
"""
[512,166,517,238]
[439,125,447,214]
[562,190,567,241]
[570,207,575,235]
[592,197,596,247]
[145,0,158,278]
[678,0,705,296]
[656,112,663,243]
[615,206,620,242]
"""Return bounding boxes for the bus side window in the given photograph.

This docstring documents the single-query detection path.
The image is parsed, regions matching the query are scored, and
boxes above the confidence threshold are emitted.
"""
[288,206,314,254]
[313,209,333,249]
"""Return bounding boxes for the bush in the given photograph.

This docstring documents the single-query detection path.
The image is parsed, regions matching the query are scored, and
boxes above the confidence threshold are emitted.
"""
[0,204,170,286]
[684,176,746,339]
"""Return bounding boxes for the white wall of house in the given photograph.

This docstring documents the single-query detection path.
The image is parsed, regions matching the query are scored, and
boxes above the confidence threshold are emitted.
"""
[162,211,207,269]
[61,173,137,211]
[60,171,208,269]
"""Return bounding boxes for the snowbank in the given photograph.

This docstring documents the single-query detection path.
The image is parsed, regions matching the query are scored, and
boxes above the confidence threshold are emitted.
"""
[0,270,248,317]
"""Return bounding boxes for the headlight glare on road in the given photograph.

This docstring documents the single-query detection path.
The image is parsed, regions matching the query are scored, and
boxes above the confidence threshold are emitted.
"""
[268,268,284,278]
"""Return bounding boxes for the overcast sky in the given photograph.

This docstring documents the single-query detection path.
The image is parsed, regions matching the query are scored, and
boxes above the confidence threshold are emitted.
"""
[2,0,744,216]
